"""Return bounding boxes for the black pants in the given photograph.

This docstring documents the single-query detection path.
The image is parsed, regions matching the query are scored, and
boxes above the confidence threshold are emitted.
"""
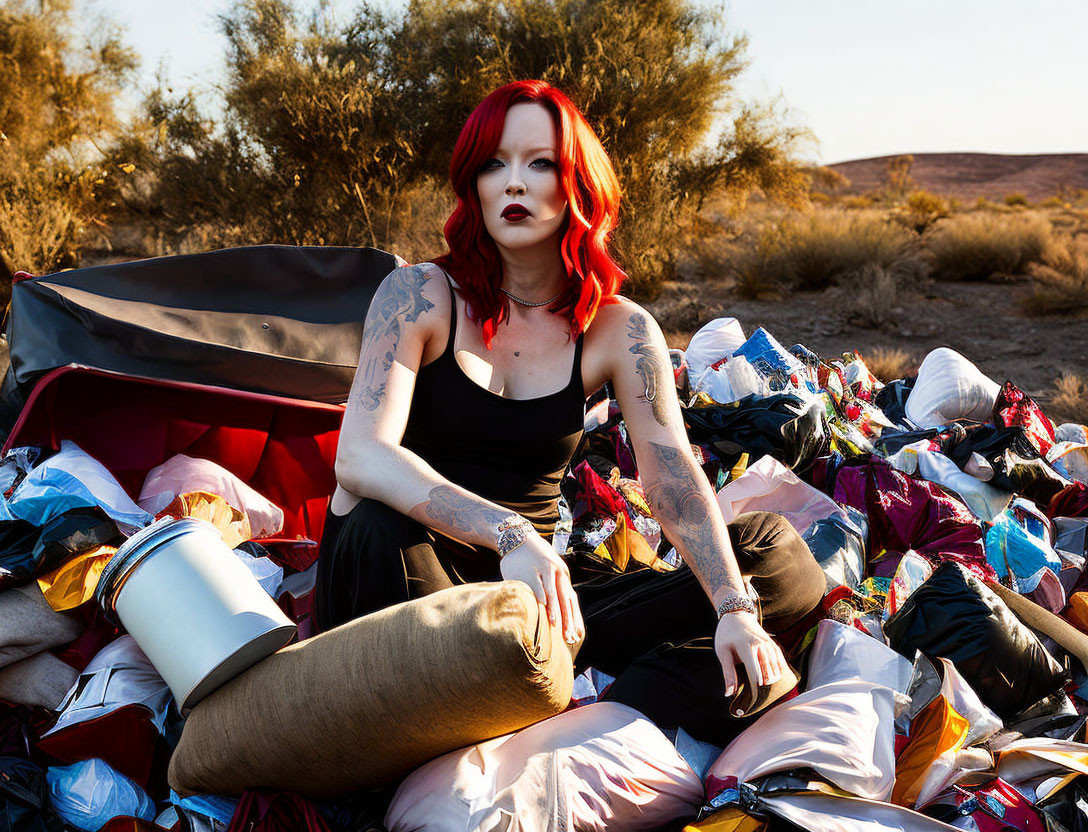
[314,499,825,746]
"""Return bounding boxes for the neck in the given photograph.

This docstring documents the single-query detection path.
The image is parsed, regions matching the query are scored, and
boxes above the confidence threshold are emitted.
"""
[498,242,566,302]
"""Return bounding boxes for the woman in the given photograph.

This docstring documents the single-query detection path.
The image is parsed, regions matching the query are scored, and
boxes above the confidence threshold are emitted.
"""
[315,80,823,742]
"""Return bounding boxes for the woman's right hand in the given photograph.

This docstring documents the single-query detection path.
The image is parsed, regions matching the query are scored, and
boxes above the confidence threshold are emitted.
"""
[500,535,585,645]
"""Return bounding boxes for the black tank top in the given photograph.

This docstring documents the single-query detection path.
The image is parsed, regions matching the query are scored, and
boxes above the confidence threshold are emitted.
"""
[401,273,586,536]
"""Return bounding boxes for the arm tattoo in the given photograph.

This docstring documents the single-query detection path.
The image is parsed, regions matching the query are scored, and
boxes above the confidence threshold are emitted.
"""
[643,441,731,592]
[351,266,435,411]
[423,485,510,541]
[626,314,669,427]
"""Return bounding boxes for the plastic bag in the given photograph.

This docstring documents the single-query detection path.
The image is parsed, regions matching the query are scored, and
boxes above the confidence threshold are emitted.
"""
[684,317,747,386]
[1049,441,1088,484]
[716,454,847,533]
[947,425,1072,507]
[683,394,828,474]
[803,516,866,592]
[993,381,1057,456]
[0,506,122,592]
[904,348,1000,429]
[45,759,155,832]
[886,443,1011,523]
[985,512,1063,593]
[731,327,807,390]
[885,551,933,621]
[692,356,766,405]
[7,441,151,533]
[885,562,1067,720]
[805,618,913,693]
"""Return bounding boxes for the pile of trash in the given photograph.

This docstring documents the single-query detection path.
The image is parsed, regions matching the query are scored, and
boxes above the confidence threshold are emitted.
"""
[2,314,1088,832]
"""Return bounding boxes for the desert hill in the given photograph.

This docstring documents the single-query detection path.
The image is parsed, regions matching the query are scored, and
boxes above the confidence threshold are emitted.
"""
[827,152,1088,202]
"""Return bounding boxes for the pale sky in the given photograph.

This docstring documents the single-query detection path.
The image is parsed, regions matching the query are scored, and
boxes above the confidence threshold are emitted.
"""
[80,0,1088,164]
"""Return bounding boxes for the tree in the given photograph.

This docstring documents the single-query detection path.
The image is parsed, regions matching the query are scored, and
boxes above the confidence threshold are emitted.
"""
[129,0,809,297]
[0,0,136,292]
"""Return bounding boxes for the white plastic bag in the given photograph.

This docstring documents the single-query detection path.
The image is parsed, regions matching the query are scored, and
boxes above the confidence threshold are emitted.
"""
[904,348,1000,428]
[805,619,913,694]
[685,317,746,387]
[385,702,703,832]
[692,355,766,404]
[716,454,847,533]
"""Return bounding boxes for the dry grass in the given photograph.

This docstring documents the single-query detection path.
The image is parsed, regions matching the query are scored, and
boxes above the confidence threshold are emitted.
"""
[1048,374,1088,425]
[731,209,918,296]
[863,347,917,382]
[927,212,1051,281]
[1022,233,1088,315]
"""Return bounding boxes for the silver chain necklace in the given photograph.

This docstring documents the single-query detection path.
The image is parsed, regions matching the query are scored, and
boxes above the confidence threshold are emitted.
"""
[501,287,561,307]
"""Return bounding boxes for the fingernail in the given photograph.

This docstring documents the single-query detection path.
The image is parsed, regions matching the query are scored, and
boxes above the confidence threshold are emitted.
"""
[724,685,735,697]
[733,708,745,717]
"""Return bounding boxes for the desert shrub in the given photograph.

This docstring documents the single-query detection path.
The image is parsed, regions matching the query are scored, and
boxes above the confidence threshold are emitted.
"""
[0,0,136,293]
[124,0,809,300]
[862,347,916,382]
[899,189,950,233]
[844,263,899,328]
[1048,374,1088,425]
[843,195,875,209]
[927,212,1051,281]
[884,154,914,198]
[1004,192,1030,207]
[730,209,918,293]
[1022,233,1088,315]
[1039,195,1067,209]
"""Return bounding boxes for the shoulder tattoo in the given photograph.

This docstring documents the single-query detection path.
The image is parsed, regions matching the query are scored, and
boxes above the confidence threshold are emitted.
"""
[353,266,435,411]
[626,313,670,427]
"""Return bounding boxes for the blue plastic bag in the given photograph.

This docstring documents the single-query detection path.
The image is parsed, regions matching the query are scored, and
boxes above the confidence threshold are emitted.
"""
[46,759,155,831]
[985,512,1062,592]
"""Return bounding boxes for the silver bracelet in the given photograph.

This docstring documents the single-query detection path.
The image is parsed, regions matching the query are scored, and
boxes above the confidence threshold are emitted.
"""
[715,593,758,619]
[496,516,533,558]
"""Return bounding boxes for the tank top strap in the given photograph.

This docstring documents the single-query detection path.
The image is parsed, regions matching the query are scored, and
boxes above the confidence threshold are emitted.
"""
[430,264,457,360]
[569,330,585,398]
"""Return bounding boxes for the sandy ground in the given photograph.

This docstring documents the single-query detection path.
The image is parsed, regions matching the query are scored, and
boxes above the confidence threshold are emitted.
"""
[648,277,1088,406]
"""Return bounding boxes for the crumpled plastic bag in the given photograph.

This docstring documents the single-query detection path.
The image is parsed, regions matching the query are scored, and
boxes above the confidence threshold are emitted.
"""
[731,327,809,392]
[139,454,284,539]
[0,756,64,832]
[155,491,251,549]
[993,381,1057,457]
[45,759,155,832]
[905,348,1000,429]
[833,459,991,580]
[35,544,116,612]
[803,515,867,592]
[1049,440,1088,485]
[716,454,847,533]
[921,779,1048,831]
[685,317,747,387]
[885,561,1067,720]
[0,507,122,592]
[693,356,766,405]
[683,393,828,474]
[805,618,913,693]
[947,425,1072,507]
[5,441,151,534]
[886,442,1011,523]
[985,511,1063,593]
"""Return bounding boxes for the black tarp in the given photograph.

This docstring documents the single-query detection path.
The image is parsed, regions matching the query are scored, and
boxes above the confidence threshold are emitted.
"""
[1,245,399,438]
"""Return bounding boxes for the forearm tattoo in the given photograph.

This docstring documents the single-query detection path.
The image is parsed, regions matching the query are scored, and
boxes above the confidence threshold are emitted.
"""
[350,266,434,411]
[643,441,732,593]
[422,484,510,541]
[626,314,669,427]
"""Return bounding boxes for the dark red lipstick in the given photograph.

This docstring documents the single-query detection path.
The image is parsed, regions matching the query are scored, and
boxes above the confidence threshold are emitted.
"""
[501,203,530,222]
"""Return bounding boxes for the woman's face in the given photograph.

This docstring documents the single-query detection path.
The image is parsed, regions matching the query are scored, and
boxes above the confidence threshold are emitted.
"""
[476,102,569,256]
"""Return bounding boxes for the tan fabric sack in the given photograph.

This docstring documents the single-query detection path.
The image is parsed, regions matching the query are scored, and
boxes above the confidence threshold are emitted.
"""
[169,581,574,798]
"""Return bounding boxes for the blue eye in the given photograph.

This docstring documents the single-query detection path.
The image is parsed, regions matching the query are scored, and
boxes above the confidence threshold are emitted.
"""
[480,158,503,172]
[531,158,555,169]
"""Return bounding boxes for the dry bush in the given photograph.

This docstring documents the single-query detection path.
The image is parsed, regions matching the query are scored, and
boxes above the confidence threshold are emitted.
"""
[863,347,916,382]
[898,189,950,233]
[927,212,1051,281]
[730,209,918,293]
[843,195,875,209]
[1048,374,1088,425]
[1022,233,1088,315]
[1004,192,1030,207]
[843,263,899,328]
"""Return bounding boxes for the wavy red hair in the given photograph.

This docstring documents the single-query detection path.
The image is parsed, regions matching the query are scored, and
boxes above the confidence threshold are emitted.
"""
[433,80,625,347]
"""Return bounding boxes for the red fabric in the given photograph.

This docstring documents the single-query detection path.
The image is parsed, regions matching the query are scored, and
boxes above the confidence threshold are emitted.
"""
[227,790,331,832]
[37,704,162,789]
[993,381,1057,456]
[1049,482,1088,519]
[833,458,993,581]
[3,367,343,545]
[567,460,632,524]
[922,779,1046,831]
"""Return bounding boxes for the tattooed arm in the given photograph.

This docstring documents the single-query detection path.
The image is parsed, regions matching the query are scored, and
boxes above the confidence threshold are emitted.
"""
[602,301,785,694]
[334,264,518,548]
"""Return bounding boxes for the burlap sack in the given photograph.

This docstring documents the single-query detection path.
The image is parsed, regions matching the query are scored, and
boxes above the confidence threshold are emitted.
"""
[168,581,574,798]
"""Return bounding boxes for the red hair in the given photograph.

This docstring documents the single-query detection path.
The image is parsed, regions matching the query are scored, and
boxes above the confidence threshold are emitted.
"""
[433,80,626,347]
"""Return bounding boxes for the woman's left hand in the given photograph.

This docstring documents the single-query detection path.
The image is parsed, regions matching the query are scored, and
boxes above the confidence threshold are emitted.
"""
[713,611,787,697]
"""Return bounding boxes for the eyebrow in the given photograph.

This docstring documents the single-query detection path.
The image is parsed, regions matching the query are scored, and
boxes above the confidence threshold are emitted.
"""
[494,147,556,155]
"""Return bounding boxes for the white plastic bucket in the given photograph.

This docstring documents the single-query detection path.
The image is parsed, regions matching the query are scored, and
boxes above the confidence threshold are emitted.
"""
[97,516,296,712]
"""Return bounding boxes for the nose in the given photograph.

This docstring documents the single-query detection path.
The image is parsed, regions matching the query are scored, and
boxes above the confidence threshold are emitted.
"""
[504,170,526,196]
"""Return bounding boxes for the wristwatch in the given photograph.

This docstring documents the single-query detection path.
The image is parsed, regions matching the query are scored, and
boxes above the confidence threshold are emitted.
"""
[496,516,534,558]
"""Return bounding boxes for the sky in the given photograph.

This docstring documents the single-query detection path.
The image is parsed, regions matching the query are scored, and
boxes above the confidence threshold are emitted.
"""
[80,0,1088,164]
